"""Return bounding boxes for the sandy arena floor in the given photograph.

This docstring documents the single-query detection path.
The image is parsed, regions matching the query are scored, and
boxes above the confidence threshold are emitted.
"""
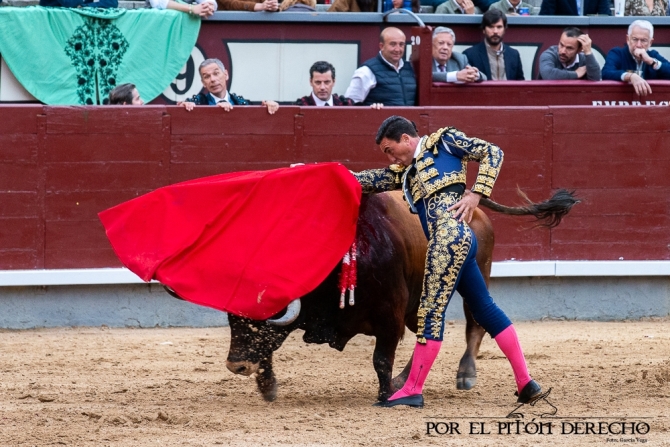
[0,319,669,446]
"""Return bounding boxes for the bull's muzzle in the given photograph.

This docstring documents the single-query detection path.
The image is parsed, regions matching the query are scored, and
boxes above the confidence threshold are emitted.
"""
[226,360,259,376]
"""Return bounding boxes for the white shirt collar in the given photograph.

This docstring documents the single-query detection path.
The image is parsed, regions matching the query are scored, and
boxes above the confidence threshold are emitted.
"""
[311,92,333,106]
[504,0,521,11]
[210,91,231,103]
[414,136,426,159]
[379,51,405,73]
[563,53,580,69]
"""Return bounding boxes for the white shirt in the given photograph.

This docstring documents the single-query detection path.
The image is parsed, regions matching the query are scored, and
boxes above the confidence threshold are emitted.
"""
[503,0,523,13]
[562,53,580,70]
[311,92,333,106]
[210,91,232,104]
[413,137,425,160]
[345,52,405,104]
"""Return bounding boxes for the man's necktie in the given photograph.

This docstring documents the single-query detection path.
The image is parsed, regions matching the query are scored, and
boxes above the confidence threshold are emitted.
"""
[324,103,330,106]
[438,65,446,72]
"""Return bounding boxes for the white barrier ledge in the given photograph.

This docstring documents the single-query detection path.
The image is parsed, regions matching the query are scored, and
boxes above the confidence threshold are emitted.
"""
[0,268,150,287]
[492,260,670,277]
[490,261,556,278]
[1,261,670,287]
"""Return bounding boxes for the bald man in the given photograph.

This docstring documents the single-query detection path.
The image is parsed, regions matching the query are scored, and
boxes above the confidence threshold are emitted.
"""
[344,27,417,109]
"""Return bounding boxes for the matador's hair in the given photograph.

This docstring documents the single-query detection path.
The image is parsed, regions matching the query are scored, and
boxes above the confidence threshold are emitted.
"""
[375,116,419,145]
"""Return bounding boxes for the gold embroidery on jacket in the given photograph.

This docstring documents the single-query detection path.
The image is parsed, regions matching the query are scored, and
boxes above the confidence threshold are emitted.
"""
[351,168,401,194]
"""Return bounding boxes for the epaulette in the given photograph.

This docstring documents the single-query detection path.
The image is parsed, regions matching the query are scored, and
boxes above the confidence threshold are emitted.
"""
[424,127,452,156]
[187,94,205,105]
[230,93,250,106]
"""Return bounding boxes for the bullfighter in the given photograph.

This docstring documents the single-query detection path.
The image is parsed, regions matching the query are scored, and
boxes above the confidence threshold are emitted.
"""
[352,115,543,408]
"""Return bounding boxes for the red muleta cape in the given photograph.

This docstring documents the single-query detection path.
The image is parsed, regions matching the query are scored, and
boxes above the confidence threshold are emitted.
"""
[99,163,362,320]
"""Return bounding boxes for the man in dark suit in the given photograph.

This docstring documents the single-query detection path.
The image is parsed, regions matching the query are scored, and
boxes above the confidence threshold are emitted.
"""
[432,27,485,83]
[295,61,354,106]
[602,20,670,97]
[179,58,279,113]
[539,0,610,15]
[463,9,524,81]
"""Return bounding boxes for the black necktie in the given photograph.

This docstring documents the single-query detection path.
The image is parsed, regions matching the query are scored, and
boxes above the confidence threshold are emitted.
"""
[324,103,330,106]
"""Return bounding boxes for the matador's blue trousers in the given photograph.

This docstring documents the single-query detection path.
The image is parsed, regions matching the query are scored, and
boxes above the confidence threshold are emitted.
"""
[416,191,512,343]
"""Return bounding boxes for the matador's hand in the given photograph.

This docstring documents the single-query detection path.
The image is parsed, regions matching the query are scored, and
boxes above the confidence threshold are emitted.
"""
[447,190,482,223]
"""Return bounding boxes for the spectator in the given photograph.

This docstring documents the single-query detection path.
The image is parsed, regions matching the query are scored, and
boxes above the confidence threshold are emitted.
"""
[280,0,316,10]
[539,0,610,15]
[435,0,482,14]
[39,0,117,7]
[296,61,354,106]
[181,59,279,114]
[432,27,486,83]
[463,10,524,81]
[108,84,144,105]
[425,0,452,11]
[382,0,421,12]
[602,20,670,97]
[538,27,601,80]
[148,0,216,16]
[217,0,278,11]
[488,0,538,14]
[625,0,668,15]
[328,0,376,11]
[344,27,416,108]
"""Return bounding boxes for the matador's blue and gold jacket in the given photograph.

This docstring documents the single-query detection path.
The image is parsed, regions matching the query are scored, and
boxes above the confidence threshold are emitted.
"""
[353,126,503,218]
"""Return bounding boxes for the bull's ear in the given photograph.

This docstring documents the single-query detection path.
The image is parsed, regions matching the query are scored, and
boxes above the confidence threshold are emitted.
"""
[267,299,301,326]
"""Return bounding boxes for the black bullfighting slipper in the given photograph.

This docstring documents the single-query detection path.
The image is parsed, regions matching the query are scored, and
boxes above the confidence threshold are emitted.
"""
[514,379,543,404]
[373,394,424,408]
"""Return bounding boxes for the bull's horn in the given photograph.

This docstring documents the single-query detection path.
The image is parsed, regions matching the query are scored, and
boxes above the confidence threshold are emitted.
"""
[163,285,184,301]
[267,299,301,326]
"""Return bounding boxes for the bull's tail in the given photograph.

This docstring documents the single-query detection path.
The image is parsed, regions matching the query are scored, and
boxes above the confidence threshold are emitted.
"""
[479,188,579,229]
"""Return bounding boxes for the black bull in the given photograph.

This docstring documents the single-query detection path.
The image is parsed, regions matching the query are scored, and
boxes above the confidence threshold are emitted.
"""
[225,190,577,402]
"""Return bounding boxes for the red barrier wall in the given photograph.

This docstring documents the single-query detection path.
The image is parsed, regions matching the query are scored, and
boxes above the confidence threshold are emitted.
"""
[1,105,668,270]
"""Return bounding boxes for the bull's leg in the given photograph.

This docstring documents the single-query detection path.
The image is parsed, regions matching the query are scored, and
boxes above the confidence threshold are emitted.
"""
[456,302,486,390]
[373,333,402,402]
[255,354,277,402]
[391,353,412,390]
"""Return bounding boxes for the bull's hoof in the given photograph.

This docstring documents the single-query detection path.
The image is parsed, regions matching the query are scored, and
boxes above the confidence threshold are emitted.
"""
[456,373,477,390]
[257,376,277,402]
[261,386,277,402]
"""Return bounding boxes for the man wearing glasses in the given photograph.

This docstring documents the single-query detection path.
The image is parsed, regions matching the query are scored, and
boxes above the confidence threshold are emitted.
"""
[602,20,670,97]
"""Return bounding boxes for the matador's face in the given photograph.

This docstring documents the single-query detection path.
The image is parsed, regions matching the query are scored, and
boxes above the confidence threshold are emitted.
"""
[379,134,416,167]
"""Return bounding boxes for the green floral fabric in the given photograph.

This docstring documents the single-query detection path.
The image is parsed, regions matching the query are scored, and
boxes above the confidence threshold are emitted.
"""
[0,6,200,105]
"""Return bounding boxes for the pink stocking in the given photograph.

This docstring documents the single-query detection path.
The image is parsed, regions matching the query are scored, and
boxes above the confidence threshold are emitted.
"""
[390,340,442,400]
[494,325,532,393]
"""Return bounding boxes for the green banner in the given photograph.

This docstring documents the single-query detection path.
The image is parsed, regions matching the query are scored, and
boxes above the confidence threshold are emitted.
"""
[0,6,200,104]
